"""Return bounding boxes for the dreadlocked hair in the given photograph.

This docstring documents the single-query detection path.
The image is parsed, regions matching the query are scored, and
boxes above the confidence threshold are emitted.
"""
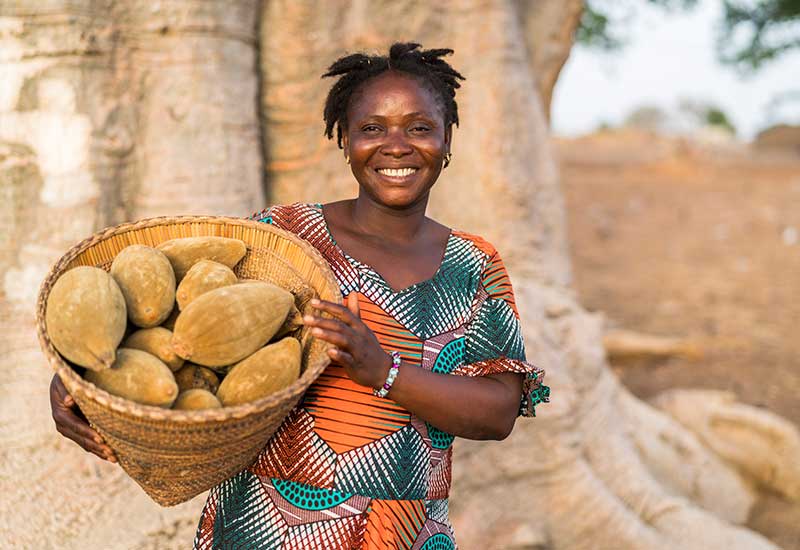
[322,42,466,149]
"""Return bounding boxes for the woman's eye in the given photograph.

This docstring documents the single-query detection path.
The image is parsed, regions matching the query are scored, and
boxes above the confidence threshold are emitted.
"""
[362,125,381,133]
[411,126,431,133]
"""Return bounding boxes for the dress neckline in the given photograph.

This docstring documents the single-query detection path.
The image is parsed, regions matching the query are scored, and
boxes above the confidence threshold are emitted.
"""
[316,203,454,295]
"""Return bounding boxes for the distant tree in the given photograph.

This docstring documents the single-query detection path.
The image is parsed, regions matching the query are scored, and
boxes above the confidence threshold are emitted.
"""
[576,0,699,51]
[576,0,800,72]
[678,98,738,134]
[705,107,737,133]
[718,0,800,70]
[624,104,671,131]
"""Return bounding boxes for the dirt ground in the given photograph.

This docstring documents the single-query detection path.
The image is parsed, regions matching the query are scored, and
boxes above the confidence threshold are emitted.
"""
[558,129,800,550]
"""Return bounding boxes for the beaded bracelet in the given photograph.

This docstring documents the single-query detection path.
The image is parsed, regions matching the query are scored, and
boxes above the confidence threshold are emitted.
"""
[373,351,402,398]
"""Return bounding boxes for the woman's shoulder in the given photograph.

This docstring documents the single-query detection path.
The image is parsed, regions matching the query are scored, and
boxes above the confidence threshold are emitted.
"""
[248,202,321,223]
[450,228,501,264]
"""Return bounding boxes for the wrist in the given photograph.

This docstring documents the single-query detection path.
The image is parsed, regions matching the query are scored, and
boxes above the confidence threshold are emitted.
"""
[372,352,393,390]
[373,351,402,398]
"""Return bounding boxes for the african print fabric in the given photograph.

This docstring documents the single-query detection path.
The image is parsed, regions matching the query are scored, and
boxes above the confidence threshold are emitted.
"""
[194,203,549,549]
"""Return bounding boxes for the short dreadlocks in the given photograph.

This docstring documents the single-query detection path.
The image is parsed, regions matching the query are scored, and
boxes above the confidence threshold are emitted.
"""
[322,42,466,149]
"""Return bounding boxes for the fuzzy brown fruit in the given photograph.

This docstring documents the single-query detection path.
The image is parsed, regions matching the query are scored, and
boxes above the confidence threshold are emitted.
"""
[110,245,176,328]
[172,389,222,410]
[175,260,238,311]
[156,236,247,281]
[45,266,127,371]
[216,337,301,407]
[123,327,184,372]
[273,302,304,340]
[161,306,179,331]
[174,363,220,394]
[84,348,178,407]
[171,281,293,367]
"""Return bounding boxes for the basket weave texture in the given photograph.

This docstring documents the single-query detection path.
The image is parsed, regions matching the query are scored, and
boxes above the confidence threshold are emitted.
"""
[35,215,342,506]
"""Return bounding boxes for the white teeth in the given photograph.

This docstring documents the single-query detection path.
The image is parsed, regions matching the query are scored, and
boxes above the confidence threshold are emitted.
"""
[378,168,416,177]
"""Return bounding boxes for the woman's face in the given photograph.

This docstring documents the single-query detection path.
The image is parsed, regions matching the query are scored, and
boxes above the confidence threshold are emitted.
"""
[342,71,451,210]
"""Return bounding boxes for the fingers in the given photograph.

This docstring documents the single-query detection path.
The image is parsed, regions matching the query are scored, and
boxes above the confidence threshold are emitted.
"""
[346,292,360,317]
[309,326,351,349]
[50,374,116,463]
[310,298,360,327]
[57,423,116,462]
[328,347,354,367]
[303,316,353,335]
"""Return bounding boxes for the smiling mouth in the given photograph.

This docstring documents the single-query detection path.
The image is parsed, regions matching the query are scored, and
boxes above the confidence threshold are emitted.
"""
[375,167,418,180]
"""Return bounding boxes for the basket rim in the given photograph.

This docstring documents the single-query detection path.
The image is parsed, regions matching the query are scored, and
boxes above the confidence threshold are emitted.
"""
[35,214,343,423]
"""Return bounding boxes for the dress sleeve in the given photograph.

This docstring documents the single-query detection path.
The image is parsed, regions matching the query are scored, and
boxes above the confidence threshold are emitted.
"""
[451,248,550,417]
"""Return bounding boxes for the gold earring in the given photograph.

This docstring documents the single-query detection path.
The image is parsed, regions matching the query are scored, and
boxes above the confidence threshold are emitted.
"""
[345,153,350,165]
[443,152,452,168]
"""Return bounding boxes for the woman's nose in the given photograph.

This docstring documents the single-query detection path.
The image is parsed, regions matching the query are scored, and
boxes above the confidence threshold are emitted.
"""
[380,129,413,157]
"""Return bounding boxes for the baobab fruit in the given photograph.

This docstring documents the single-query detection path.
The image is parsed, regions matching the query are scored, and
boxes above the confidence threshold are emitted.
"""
[171,281,293,367]
[174,363,220,394]
[172,389,222,410]
[216,337,301,407]
[156,236,247,281]
[161,306,179,331]
[45,266,127,371]
[175,260,237,311]
[123,327,184,371]
[84,348,178,408]
[110,245,176,328]
[273,302,304,340]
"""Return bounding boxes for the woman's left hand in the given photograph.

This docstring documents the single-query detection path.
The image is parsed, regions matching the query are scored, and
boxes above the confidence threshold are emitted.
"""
[303,293,391,390]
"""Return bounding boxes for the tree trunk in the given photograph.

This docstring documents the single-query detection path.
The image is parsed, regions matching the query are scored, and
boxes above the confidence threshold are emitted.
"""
[0,1,261,548]
[2,1,797,548]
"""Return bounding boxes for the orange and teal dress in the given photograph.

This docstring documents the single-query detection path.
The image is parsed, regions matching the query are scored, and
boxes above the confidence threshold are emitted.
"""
[194,203,549,549]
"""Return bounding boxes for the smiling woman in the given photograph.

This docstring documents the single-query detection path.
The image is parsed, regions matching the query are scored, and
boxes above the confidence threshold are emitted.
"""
[48,42,549,550]
[195,43,549,549]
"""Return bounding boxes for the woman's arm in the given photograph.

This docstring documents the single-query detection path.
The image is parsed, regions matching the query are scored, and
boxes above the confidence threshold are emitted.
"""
[305,294,523,441]
[382,365,523,440]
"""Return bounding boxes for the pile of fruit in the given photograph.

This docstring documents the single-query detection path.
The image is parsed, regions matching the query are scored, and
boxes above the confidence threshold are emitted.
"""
[45,236,307,410]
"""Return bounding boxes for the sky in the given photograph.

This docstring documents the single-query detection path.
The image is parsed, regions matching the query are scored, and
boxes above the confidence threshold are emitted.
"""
[551,0,800,140]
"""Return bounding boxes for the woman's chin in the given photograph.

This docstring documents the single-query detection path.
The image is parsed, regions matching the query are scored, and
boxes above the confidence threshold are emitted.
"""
[362,186,431,209]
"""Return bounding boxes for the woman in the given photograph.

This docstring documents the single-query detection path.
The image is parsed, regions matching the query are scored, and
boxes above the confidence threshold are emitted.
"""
[50,42,549,549]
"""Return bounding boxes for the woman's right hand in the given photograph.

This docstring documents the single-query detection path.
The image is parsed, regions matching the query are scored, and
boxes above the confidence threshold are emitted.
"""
[50,374,116,462]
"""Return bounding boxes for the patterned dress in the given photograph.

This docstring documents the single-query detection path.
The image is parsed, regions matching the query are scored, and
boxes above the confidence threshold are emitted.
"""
[194,203,549,549]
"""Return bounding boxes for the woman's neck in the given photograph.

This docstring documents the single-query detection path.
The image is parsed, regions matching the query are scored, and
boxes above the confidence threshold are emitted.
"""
[348,194,430,244]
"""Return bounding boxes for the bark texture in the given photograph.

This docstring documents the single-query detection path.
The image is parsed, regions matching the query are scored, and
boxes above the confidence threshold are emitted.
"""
[1,1,261,548]
[2,1,798,548]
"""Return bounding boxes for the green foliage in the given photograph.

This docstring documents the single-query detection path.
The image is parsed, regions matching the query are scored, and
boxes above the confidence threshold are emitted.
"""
[718,0,800,70]
[705,107,737,133]
[577,0,800,72]
[576,0,699,51]
[576,4,623,50]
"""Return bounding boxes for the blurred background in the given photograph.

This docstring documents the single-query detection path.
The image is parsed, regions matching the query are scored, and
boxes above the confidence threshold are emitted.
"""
[1,1,799,548]
[555,2,800,545]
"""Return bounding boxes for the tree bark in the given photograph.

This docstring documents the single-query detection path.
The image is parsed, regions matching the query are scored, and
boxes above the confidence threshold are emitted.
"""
[0,1,262,548]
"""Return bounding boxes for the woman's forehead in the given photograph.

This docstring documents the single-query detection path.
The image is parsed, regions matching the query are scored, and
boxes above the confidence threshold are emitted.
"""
[347,71,444,121]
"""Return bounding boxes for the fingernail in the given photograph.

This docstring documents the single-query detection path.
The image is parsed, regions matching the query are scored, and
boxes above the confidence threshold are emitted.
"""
[94,435,102,444]
[310,298,320,305]
[107,455,117,463]
[312,328,323,336]
[63,396,74,407]
[303,315,314,323]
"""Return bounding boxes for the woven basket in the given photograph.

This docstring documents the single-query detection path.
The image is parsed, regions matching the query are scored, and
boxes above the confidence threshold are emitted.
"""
[35,215,342,506]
